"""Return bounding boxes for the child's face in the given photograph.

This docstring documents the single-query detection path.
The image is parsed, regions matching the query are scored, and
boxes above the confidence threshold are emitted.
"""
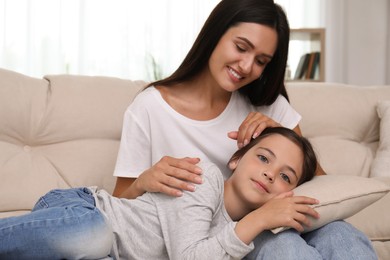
[228,134,303,210]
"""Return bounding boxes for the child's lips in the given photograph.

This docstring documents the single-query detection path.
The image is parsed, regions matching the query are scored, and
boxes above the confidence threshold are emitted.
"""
[252,179,269,193]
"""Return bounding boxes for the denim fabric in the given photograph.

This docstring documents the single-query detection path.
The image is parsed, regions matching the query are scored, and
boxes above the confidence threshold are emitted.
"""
[245,220,378,260]
[0,188,113,260]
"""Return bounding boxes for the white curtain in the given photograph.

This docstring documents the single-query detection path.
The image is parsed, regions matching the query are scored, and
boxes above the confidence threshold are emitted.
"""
[0,0,219,80]
[275,0,322,28]
[6,0,387,85]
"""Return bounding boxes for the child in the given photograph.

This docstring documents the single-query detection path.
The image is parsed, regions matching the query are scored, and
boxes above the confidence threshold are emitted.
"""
[0,127,319,259]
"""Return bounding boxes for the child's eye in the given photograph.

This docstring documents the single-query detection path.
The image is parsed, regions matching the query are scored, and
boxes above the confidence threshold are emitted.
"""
[280,172,291,184]
[258,155,268,163]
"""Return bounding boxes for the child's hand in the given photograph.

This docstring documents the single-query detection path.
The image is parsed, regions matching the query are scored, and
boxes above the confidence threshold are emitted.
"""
[235,191,319,244]
[255,191,320,232]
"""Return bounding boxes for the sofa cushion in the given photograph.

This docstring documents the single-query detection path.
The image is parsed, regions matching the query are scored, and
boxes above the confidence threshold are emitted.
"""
[347,178,390,242]
[0,68,145,215]
[287,83,390,177]
[371,101,390,177]
[272,175,390,234]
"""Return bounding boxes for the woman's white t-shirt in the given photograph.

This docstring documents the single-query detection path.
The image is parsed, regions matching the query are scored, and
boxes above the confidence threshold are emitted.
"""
[113,86,301,179]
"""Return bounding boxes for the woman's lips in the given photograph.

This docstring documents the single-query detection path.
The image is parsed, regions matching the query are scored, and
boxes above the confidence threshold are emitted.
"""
[227,66,243,82]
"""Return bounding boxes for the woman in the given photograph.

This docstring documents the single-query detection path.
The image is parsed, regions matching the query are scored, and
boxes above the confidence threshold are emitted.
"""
[0,127,319,259]
[112,0,376,259]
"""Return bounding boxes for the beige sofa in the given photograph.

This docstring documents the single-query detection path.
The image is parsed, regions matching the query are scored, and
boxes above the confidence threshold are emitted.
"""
[0,68,389,259]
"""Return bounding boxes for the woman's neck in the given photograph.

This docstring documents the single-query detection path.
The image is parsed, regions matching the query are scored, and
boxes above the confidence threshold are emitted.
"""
[155,73,232,121]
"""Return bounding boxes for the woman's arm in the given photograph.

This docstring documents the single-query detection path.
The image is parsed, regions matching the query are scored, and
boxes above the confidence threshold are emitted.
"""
[113,90,205,199]
[112,177,138,198]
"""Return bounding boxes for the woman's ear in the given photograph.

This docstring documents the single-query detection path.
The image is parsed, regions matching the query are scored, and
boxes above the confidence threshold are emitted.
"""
[228,157,240,170]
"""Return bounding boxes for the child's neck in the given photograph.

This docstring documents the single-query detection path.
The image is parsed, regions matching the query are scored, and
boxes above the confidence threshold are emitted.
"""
[223,180,251,221]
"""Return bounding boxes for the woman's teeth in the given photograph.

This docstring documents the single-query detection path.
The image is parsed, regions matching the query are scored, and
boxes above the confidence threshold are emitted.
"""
[229,68,242,80]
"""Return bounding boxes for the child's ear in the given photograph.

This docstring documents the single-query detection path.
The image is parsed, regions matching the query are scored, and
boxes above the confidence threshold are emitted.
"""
[228,158,240,170]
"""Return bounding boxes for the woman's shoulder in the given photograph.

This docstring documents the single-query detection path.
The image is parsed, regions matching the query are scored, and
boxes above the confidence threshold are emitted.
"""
[131,86,158,103]
[125,86,162,113]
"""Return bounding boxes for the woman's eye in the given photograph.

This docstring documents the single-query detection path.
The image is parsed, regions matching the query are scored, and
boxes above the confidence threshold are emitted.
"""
[280,173,291,184]
[258,155,268,163]
[236,44,246,52]
[256,59,266,66]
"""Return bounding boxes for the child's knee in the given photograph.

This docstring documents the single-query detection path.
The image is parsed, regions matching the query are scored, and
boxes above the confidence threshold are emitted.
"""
[54,210,114,259]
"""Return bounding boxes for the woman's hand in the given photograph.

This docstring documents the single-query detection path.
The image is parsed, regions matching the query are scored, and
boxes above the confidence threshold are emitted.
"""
[228,112,280,148]
[133,156,204,197]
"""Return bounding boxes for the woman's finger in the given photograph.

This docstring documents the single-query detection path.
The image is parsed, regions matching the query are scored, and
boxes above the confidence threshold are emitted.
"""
[138,156,203,197]
[252,120,280,139]
[236,112,280,147]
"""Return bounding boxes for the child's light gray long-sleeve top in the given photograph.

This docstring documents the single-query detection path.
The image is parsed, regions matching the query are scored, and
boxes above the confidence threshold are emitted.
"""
[93,162,254,260]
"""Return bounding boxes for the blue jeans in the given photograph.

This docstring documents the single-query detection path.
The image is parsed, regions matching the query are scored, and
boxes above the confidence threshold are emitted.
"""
[245,220,377,260]
[0,188,113,260]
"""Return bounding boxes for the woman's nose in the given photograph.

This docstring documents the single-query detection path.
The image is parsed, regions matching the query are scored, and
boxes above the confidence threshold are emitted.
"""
[238,56,253,74]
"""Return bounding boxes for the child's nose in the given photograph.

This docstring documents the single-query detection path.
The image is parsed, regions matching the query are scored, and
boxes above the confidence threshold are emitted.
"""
[262,172,274,183]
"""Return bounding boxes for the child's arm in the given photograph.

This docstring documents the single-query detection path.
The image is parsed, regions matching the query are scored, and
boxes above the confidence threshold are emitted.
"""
[234,191,320,244]
[157,162,253,260]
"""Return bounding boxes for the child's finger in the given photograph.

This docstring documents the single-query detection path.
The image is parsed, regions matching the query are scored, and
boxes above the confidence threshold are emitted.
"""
[292,195,319,205]
[296,204,320,219]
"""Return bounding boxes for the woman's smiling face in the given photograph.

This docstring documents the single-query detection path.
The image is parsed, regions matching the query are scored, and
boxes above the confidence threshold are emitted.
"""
[208,22,278,92]
[228,133,304,210]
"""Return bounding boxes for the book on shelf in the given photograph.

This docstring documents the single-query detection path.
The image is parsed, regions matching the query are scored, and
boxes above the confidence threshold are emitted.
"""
[293,53,310,80]
[293,52,320,80]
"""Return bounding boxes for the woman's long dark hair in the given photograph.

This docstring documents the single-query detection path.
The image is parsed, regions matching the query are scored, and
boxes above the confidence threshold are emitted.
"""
[228,127,318,185]
[147,0,290,106]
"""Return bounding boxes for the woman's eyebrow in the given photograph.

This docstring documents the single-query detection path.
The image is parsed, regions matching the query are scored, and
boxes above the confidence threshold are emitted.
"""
[258,147,298,178]
[237,36,255,48]
[236,37,273,59]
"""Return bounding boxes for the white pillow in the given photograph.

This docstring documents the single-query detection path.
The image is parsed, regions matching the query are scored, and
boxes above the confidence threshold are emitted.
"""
[371,101,390,177]
[271,175,390,234]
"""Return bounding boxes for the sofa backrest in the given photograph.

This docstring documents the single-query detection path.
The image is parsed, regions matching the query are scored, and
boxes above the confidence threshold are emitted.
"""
[2,67,389,217]
[287,82,390,177]
[0,68,145,216]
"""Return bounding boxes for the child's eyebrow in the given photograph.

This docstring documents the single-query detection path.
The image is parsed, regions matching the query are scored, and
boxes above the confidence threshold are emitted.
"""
[258,147,298,179]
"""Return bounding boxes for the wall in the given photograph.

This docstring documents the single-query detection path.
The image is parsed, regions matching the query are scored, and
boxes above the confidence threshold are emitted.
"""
[325,0,389,85]
[387,1,390,84]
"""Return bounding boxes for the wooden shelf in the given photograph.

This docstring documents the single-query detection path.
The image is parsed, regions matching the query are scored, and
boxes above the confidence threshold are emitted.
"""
[287,28,325,82]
